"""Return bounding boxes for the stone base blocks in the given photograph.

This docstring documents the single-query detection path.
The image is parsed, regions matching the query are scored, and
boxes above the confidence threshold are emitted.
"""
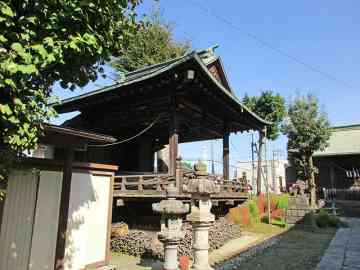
[286,195,311,225]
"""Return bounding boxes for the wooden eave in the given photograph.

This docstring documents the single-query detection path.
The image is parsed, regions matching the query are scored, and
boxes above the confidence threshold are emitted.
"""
[41,123,117,148]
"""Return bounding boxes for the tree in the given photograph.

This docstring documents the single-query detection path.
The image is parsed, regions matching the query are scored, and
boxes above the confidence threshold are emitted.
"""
[0,1,141,186]
[243,91,286,194]
[112,11,190,72]
[282,94,331,208]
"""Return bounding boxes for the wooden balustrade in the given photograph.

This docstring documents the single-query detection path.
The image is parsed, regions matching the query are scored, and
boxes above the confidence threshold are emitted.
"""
[114,174,171,192]
[113,172,249,197]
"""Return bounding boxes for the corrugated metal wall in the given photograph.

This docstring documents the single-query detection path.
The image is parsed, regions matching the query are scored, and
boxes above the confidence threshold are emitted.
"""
[0,170,39,270]
[29,170,63,270]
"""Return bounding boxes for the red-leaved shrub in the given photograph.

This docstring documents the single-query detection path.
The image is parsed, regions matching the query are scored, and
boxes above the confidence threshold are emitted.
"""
[257,194,266,214]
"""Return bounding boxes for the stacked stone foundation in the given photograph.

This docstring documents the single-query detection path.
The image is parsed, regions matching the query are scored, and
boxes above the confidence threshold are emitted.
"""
[286,195,311,225]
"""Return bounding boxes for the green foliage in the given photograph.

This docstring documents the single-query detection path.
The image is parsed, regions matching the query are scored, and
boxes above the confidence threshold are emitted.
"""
[316,210,330,228]
[276,193,289,209]
[243,91,286,140]
[271,217,286,227]
[282,94,331,207]
[112,10,190,72]
[282,94,331,157]
[248,199,260,223]
[328,215,340,227]
[315,209,340,228]
[0,1,141,165]
[181,161,193,170]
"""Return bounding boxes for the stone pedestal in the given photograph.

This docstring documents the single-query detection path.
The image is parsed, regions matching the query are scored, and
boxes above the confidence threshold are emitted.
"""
[183,161,220,270]
[187,200,215,270]
[163,240,180,270]
[152,184,189,270]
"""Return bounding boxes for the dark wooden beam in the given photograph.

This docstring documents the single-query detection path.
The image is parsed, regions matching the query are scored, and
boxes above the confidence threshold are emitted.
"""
[54,148,74,270]
[223,131,230,180]
[169,95,179,176]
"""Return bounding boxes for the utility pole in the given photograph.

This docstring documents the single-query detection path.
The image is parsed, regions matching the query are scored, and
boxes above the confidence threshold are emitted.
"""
[211,140,215,175]
[264,127,271,224]
[251,133,256,195]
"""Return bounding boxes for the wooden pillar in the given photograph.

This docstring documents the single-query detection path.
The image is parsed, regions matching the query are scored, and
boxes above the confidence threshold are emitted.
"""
[330,164,335,189]
[223,132,230,180]
[169,103,178,176]
[176,156,183,193]
[54,148,74,270]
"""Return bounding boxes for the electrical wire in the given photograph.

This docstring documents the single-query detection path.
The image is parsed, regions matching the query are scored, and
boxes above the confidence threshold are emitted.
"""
[187,0,354,89]
[88,114,161,147]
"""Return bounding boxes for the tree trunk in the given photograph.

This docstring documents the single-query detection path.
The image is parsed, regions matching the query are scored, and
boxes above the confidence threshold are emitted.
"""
[256,131,264,194]
[308,155,317,208]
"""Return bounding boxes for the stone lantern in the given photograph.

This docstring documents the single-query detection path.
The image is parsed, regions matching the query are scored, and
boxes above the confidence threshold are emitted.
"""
[183,161,220,270]
[152,184,190,270]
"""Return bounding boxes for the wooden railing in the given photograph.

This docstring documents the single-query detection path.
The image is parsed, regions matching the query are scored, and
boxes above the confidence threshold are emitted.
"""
[114,174,172,192]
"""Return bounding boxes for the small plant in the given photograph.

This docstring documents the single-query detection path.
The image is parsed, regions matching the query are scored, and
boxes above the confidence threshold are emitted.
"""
[328,215,340,227]
[316,209,331,228]
[248,200,260,224]
[276,194,289,209]
[272,217,286,227]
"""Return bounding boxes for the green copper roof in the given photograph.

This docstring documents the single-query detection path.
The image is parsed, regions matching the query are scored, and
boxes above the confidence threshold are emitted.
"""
[314,124,360,157]
[54,48,271,127]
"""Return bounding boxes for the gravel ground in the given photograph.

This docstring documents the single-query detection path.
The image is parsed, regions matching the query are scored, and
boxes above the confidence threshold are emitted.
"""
[216,227,336,270]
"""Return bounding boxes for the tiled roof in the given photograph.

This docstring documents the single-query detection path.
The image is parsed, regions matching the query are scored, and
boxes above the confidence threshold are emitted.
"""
[314,124,360,157]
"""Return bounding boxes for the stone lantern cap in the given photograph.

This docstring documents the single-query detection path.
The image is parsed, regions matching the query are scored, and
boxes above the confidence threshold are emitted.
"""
[183,178,221,196]
[152,184,190,215]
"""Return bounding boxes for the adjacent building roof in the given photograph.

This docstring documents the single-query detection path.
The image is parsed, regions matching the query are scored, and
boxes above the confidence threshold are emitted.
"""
[41,123,117,147]
[314,124,360,157]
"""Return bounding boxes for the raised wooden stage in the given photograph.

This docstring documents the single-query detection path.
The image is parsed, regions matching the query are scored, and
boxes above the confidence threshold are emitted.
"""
[112,172,249,202]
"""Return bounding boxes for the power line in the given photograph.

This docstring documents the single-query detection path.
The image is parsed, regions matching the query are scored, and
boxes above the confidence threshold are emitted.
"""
[187,0,354,89]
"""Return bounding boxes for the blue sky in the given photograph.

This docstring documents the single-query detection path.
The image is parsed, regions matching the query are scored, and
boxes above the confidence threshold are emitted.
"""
[53,0,360,174]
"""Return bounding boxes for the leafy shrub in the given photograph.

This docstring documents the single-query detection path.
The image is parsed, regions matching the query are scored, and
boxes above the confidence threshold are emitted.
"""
[276,194,289,209]
[228,207,242,224]
[272,217,286,227]
[268,193,279,212]
[248,200,260,223]
[257,194,266,214]
[328,215,340,227]
[316,209,331,228]
[271,208,285,219]
[239,205,250,226]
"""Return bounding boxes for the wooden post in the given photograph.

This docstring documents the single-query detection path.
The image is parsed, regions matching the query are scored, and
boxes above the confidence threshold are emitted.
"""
[176,156,183,193]
[169,98,179,177]
[330,164,335,189]
[121,176,127,191]
[138,176,144,191]
[223,132,230,181]
[54,148,74,270]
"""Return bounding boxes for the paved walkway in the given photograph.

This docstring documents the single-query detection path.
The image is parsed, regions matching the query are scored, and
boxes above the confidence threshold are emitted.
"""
[209,232,264,265]
[316,218,360,270]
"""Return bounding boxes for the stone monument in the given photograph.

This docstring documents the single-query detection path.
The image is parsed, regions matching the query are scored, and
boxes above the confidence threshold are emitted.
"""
[286,180,311,225]
[183,161,220,270]
[152,184,190,270]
